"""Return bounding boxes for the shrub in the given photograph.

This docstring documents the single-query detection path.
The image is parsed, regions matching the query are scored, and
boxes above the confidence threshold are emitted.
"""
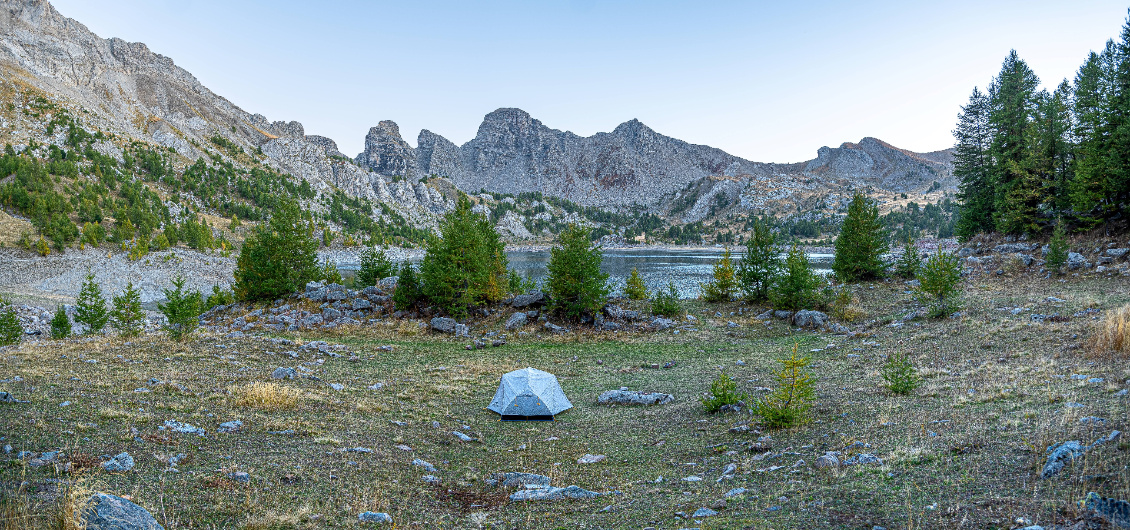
[1089,303,1130,358]
[0,303,20,346]
[229,382,301,411]
[829,286,864,322]
[651,282,682,317]
[318,258,343,285]
[49,306,71,340]
[881,353,921,394]
[35,237,50,256]
[110,282,144,337]
[916,252,962,318]
[701,248,738,302]
[546,224,610,320]
[81,222,105,247]
[159,276,203,341]
[74,272,109,334]
[420,196,508,317]
[893,238,921,279]
[832,192,889,282]
[204,285,234,310]
[1045,219,1068,275]
[234,200,320,301]
[151,232,170,251]
[770,243,824,311]
[701,371,747,413]
[737,218,780,302]
[393,260,421,311]
[753,346,816,429]
[357,247,395,287]
[624,267,649,300]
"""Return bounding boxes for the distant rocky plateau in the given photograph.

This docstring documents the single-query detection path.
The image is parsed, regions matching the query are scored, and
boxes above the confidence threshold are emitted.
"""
[0,0,954,230]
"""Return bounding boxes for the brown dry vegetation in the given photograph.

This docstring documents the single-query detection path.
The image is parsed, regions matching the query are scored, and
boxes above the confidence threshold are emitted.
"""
[1090,303,1130,359]
[0,273,1127,528]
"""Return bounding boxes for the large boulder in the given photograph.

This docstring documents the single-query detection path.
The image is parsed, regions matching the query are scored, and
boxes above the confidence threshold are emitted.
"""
[79,492,164,530]
[505,312,528,330]
[1068,252,1087,271]
[1106,248,1130,259]
[793,310,828,329]
[511,291,546,308]
[598,389,674,406]
[430,317,457,333]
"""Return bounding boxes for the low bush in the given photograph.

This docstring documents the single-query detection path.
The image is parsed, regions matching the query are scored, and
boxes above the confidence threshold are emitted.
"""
[916,252,962,318]
[393,260,422,311]
[74,272,108,335]
[159,276,203,341]
[701,248,738,302]
[893,238,921,279]
[624,267,649,300]
[881,353,921,394]
[49,306,71,340]
[753,346,815,429]
[702,371,747,413]
[357,247,395,287]
[109,282,144,337]
[1045,220,1068,275]
[0,299,20,346]
[651,282,682,317]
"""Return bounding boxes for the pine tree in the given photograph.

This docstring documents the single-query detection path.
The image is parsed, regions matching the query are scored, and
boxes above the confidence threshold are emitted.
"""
[393,260,421,311]
[0,302,21,346]
[988,50,1041,234]
[110,282,145,337]
[701,248,738,302]
[546,223,610,320]
[420,195,508,317]
[832,193,889,282]
[1070,44,1118,227]
[1045,219,1069,275]
[624,267,649,300]
[234,200,320,301]
[49,306,71,340]
[954,87,996,240]
[753,345,816,429]
[74,272,109,334]
[159,276,202,341]
[771,243,823,311]
[736,218,780,302]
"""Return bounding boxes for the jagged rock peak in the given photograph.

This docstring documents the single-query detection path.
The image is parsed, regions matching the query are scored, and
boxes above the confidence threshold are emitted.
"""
[355,120,416,177]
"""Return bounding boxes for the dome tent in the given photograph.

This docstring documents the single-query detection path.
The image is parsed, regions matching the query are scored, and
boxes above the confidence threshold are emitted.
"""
[487,368,573,421]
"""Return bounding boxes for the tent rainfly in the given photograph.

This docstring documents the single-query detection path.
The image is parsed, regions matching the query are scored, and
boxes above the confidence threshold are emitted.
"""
[487,367,573,421]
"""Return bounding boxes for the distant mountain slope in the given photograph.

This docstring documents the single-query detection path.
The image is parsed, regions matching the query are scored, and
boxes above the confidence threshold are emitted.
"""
[353,108,954,209]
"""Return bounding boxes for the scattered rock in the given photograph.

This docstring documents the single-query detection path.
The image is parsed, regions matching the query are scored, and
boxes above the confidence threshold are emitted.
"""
[486,472,552,489]
[509,484,600,501]
[0,391,27,404]
[693,507,717,518]
[430,317,457,334]
[101,452,134,472]
[724,487,747,498]
[650,317,676,330]
[358,511,393,524]
[511,291,546,308]
[1082,492,1130,528]
[412,458,437,473]
[577,454,606,464]
[227,472,250,483]
[814,453,840,469]
[217,420,243,433]
[452,431,473,442]
[271,367,296,380]
[505,312,528,330]
[544,322,568,334]
[773,310,793,320]
[1068,252,1086,270]
[843,453,882,466]
[79,492,164,530]
[162,420,204,436]
[1042,441,1086,478]
[793,310,828,329]
[421,475,441,484]
[597,389,674,406]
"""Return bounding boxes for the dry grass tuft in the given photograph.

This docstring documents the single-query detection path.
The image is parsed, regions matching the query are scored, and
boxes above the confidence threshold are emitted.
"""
[228,382,302,411]
[1089,304,1130,358]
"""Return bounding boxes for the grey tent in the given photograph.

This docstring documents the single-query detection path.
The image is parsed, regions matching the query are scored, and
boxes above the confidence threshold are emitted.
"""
[487,368,573,421]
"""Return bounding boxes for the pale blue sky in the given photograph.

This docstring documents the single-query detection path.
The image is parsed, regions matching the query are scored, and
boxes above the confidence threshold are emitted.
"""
[50,0,1129,162]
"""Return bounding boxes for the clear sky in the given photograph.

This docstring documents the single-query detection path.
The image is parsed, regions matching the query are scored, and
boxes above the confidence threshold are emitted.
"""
[48,0,1130,163]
